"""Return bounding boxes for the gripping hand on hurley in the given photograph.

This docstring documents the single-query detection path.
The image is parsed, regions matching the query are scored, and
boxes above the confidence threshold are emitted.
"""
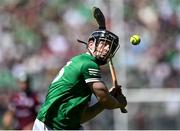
[109,85,127,110]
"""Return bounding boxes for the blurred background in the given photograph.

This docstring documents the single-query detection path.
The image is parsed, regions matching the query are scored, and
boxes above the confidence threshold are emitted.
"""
[0,0,179,130]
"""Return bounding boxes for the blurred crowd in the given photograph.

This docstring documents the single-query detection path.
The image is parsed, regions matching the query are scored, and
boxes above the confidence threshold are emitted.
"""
[0,0,179,130]
[0,0,92,91]
[123,0,180,89]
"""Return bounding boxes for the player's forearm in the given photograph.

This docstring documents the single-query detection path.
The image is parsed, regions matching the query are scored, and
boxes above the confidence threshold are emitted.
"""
[99,93,120,109]
[80,102,104,123]
[90,82,120,109]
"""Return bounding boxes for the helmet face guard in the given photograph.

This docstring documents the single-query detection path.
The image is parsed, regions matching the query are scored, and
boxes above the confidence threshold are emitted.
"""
[88,30,120,64]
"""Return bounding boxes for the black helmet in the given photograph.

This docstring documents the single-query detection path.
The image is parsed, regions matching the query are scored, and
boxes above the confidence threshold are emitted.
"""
[88,29,120,64]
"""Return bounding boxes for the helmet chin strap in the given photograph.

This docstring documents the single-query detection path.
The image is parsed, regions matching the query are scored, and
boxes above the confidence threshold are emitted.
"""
[88,47,95,56]
[87,39,97,57]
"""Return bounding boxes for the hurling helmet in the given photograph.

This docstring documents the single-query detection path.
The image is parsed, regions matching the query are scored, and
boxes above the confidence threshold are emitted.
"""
[88,29,120,64]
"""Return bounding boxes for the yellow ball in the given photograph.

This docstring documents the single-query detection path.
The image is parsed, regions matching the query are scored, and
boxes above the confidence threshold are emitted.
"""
[130,35,141,45]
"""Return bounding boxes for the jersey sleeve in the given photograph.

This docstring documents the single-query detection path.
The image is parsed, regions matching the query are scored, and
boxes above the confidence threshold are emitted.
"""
[81,61,102,83]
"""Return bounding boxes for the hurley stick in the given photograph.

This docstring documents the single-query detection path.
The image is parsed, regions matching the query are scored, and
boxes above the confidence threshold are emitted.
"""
[109,59,127,113]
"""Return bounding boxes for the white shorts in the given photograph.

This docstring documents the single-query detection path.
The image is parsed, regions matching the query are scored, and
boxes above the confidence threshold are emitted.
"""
[32,118,84,130]
[32,119,51,131]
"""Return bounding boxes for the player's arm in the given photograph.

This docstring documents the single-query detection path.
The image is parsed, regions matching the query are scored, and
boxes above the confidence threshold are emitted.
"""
[89,81,122,109]
[2,96,16,129]
[80,81,122,123]
[82,64,121,108]
[2,110,15,129]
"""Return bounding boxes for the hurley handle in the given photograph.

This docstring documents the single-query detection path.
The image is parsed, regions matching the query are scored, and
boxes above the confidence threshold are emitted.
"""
[109,59,127,113]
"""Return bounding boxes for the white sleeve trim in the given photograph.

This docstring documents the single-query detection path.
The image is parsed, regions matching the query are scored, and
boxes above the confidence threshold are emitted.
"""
[85,78,101,83]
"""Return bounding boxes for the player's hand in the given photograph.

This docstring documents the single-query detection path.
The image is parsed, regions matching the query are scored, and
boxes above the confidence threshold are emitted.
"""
[109,85,122,96]
[109,85,127,108]
[115,92,127,108]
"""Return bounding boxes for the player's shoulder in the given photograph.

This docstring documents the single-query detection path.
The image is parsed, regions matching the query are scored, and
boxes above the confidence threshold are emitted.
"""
[72,53,99,70]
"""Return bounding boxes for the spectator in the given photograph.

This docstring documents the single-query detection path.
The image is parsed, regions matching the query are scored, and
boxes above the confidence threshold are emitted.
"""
[2,71,40,130]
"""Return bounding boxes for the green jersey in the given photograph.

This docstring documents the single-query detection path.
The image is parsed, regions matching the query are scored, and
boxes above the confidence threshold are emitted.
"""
[37,53,102,130]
